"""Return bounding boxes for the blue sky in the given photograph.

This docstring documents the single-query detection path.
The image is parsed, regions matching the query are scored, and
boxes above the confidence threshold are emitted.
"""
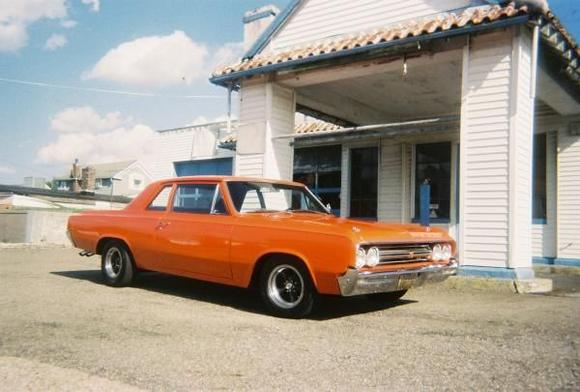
[0,0,577,184]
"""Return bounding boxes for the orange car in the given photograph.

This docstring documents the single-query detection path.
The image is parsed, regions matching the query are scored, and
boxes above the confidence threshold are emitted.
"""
[68,176,457,318]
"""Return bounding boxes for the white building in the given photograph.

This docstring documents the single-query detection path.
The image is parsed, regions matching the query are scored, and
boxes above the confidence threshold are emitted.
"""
[204,0,580,280]
[53,160,152,198]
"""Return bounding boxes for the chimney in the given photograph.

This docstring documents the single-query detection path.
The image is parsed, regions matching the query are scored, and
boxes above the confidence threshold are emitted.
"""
[243,5,279,51]
[81,166,96,192]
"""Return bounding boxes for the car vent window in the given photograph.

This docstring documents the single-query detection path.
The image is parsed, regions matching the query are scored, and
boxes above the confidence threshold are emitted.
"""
[173,184,216,214]
[147,186,172,211]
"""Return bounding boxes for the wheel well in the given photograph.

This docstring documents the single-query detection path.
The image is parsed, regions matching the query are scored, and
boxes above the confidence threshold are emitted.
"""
[96,237,128,255]
[249,253,315,291]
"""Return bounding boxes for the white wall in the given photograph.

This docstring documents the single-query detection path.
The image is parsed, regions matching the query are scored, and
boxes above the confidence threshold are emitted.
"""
[266,0,480,52]
[558,126,580,260]
[459,27,534,270]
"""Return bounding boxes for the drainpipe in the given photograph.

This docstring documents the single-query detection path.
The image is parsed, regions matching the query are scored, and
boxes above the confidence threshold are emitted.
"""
[530,16,541,99]
[226,83,233,133]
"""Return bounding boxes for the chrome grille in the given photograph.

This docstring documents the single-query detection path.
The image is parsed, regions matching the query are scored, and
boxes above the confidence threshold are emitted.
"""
[375,244,433,265]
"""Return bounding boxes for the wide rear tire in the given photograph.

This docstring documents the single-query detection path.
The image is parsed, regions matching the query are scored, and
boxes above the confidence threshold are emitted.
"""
[101,241,134,287]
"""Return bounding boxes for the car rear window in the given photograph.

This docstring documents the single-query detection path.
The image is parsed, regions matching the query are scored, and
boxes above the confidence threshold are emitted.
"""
[147,186,172,211]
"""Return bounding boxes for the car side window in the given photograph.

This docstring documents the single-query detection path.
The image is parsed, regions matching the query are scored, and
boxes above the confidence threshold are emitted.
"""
[147,186,172,211]
[173,184,226,214]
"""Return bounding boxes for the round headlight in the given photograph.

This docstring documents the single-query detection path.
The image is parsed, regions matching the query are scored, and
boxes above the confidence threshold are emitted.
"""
[366,247,380,267]
[355,247,366,269]
[442,244,452,260]
[432,244,443,261]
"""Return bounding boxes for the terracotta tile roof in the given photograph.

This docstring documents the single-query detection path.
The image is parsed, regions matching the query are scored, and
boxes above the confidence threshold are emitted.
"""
[218,122,343,148]
[294,122,342,134]
[212,3,529,78]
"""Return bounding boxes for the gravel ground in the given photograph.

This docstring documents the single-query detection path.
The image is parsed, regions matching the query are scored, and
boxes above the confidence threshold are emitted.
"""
[0,247,579,391]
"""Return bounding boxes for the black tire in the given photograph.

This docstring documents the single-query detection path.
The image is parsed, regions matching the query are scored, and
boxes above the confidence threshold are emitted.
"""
[101,241,134,287]
[366,290,407,302]
[259,257,316,318]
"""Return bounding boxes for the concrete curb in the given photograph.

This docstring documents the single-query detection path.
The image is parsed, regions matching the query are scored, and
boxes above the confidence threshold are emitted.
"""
[439,276,552,294]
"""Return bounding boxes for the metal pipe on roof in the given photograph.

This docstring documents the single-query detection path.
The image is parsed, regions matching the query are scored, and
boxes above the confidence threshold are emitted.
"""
[273,116,459,140]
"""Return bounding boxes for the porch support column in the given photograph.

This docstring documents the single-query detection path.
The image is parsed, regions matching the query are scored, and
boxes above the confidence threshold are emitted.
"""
[459,27,536,279]
[235,79,295,179]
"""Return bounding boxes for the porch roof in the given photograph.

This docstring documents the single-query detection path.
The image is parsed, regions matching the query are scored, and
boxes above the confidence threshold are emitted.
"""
[210,2,578,88]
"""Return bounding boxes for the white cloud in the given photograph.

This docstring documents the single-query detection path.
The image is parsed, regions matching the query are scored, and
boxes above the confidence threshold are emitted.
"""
[189,114,234,126]
[50,106,127,133]
[0,0,68,52]
[85,31,209,87]
[44,33,67,51]
[38,106,155,164]
[211,42,244,70]
[0,165,15,174]
[81,0,100,12]
[60,19,77,28]
[84,32,243,88]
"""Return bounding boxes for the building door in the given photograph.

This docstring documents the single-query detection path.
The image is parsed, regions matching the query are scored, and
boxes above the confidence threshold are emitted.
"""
[174,158,233,176]
[350,147,378,219]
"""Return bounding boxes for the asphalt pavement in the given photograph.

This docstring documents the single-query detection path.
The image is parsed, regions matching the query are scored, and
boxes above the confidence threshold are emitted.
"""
[0,247,578,391]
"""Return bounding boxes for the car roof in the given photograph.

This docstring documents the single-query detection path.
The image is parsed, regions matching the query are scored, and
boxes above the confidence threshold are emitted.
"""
[155,175,304,188]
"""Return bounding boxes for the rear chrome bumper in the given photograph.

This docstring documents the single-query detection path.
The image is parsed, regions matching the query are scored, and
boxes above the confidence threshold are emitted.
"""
[337,260,458,296]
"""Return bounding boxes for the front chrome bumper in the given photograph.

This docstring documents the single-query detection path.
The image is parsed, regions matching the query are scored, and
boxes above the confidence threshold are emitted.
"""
[337,260,458,296]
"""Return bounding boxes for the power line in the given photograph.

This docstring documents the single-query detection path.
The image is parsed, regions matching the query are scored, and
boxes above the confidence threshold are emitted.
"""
[0,77,226,99]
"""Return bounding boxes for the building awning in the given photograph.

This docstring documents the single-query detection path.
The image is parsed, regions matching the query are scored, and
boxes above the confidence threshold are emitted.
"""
[210,2,578,88]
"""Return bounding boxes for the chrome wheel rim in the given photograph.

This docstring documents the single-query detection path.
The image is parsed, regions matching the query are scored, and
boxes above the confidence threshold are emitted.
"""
[104,247,123,278]
[267,264,304,309]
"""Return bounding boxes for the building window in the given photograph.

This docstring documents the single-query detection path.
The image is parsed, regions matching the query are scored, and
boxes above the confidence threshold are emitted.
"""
[533,133,547,223]
[349,147,378,219]
[414,142,451,221]
[100,178,112,188]
[293,145,341,215]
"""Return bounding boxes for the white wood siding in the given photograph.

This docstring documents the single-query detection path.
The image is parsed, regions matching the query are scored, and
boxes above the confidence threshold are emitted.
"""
[236,81,295,179]
[267,0,479,51]
[340,144,349,217]
[264,84,295,179]
[558,128,580,260]
[531,131,557,258]
[235,154,264,177]
[378,141,403,221]
[461,32,511,268]
[510,27,534,268]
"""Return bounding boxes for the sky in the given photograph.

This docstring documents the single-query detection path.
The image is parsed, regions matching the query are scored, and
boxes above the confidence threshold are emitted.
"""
[0,0,578,185]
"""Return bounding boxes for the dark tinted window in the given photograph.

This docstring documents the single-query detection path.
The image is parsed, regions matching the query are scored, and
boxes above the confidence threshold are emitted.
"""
[350,147,378,219]
[533,133,547,221]
[414,142,451,221]
[293,145,341,215]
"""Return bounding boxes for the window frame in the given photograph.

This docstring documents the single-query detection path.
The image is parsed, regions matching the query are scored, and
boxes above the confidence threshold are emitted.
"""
[146,185,174,212]
[412,141,452,224]
[169,182,229,215]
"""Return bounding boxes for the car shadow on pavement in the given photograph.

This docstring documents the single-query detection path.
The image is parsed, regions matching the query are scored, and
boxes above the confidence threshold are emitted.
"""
[51,269,415,320]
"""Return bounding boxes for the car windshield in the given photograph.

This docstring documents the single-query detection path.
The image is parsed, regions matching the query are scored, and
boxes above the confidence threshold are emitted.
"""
[226,181,329,214]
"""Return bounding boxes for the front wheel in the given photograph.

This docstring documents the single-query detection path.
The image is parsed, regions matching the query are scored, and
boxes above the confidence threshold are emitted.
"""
[259,258,316,318]
[101,241,135,287]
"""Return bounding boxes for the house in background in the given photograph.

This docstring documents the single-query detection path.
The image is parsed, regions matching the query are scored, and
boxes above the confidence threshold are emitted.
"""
[209,0,580,283]
[53,160,152,198]
[148,120,236,180]
[22,177,49,189]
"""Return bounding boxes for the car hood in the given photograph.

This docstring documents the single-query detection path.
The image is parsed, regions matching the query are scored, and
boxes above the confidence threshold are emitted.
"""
[257,212,451,244]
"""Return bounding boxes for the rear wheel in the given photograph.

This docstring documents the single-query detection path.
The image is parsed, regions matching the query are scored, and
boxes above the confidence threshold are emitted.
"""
[101,241,134,287]
[366,290,407,302]
[259,258,316,318]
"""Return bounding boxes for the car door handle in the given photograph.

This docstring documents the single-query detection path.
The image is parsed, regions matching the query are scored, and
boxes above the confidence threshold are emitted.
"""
[155,221,170,230]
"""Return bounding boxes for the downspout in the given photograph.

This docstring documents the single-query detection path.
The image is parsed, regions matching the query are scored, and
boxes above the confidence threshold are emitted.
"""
[226,83,233,133]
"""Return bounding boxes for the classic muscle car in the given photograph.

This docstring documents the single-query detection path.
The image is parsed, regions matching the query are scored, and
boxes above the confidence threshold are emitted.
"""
[68,176,457,318]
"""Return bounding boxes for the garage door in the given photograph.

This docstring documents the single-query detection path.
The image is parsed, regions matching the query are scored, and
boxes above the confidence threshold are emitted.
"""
[173,158,233,176]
